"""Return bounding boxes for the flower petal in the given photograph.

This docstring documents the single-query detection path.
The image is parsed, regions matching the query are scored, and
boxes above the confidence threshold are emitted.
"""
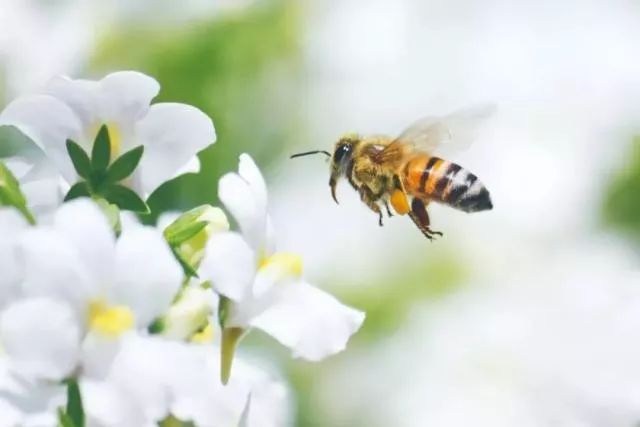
[104,335,176,423]
[17,228,95,313]
[81,379,149,427]
[45,76,99,132]
[170,344,290,427]
[218,174,267,254]
[250,282,365,361]
[0,94,82,182]
[0,209,28,308]
[98,71,160,124]
[0,298,80,381]
[170,154,201,179]
[135,102,215,195]
[237,154,267,219]
[199,232,256,302]
[53,199,116,285]
[112,226,182,327]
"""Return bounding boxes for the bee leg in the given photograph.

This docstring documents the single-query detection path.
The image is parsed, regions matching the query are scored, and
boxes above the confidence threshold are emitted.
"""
[408,198,443,241]
[359,185,384,226]
[384,201,394,218]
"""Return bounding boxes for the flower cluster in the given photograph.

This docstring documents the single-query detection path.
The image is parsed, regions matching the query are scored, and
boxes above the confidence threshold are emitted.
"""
[0,72,364,426]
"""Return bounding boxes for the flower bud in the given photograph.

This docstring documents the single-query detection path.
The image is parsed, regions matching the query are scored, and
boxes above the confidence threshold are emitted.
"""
[157,286,214,341]
[164,205,229,273]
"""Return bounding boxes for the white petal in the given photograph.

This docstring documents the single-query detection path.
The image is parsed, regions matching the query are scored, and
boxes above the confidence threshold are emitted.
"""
[53,199,116,285]
[170,345,290,427]
[81,379,149,427]
[218,173,266,254]
[170,345,251,427]
[0,399,21,427]
[199,232,256,302]
[0,209,28,308]
[98,71,160,124]
[170,154,201,179]
[0,370,65,427]
[0,94,82,182]
[17,228,95,313]
[238,154,267,217]
[135,102,215,195]
[80,332,123,380]
[250,282,365,361]
[112,226,182,327]
[45,75,100,132]
[0,298,80,381]
[105,335,176,423]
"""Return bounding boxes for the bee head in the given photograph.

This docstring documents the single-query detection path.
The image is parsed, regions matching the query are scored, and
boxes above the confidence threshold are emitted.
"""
[329,134,360,204]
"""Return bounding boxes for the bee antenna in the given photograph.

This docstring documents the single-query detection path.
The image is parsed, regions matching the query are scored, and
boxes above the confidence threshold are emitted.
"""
[290,150,331,159]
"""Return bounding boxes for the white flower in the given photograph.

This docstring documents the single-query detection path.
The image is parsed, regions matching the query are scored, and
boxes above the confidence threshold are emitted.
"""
[0,70,215,198]
[199,154,364,381]
[0,208,28,308]
[80,333,290,427]
[0,198,183,383]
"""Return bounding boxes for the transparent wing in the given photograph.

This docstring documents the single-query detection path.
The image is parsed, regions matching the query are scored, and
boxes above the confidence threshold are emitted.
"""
[394,104,496,154]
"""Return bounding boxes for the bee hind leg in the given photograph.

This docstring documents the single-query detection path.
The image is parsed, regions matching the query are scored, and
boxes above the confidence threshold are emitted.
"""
[359,185,384,226]
[408,198,443,241]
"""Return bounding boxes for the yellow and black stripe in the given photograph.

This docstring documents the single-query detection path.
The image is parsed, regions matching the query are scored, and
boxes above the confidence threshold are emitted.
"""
[403,155,492,213]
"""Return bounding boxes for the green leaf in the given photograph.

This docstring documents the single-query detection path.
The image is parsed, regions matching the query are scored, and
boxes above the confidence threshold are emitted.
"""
[103,184,149,213]
[58,408,75,427]
[171,246,200,278]
[0,162,35,224]
[165,220,208,246]
[64,182,91,202]
[91,125,111,171]
[65,379,85,427]
[65,140,91,179]
[106,145,144,183]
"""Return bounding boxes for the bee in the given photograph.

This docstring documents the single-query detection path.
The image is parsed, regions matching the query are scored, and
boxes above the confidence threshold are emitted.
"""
[291,106,494,240]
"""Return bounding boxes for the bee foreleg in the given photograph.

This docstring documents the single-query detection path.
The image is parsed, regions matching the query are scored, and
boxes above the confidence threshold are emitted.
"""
[358,185,384,226]
[408,198,443,241]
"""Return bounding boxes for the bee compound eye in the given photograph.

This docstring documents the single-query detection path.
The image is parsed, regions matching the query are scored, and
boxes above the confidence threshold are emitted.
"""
[335,144,351,162]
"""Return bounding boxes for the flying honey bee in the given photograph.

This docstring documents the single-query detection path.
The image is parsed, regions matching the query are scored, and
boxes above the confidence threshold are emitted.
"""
[291,106,494,240]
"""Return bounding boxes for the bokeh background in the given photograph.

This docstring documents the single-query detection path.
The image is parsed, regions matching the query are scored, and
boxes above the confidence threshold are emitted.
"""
[2,0,640,425]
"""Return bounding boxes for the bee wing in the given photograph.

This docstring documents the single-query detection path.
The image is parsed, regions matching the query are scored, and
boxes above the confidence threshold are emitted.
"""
[392,104,496,155]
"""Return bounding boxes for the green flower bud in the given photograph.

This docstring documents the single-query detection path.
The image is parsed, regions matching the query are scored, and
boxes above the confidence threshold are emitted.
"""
[164,205,229,274]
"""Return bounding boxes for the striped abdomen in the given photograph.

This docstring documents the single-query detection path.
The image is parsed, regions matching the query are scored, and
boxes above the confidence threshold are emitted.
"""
[402,155,492,213]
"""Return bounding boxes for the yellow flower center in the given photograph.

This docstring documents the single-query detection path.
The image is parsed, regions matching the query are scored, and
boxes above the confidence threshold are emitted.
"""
[88,299,134,337]
[190,323,214,344]
[259,252,303,279]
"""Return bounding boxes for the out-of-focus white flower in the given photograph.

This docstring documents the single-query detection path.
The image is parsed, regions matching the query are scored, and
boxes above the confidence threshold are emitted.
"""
[0,355,65,427]
[0,208,28,308]
[0,71,215,198]
[81,333,290,427]
[199,153,365,382]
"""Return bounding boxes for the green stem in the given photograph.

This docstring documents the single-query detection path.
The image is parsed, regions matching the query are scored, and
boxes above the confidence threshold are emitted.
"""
[64,378,85,427]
